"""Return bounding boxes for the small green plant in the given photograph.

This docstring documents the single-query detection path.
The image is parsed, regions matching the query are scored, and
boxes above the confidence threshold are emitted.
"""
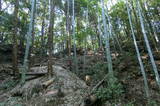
[0,79,18,90]
[95,75,123,101]
[78,62,107,80]
[124,101,135,106]
[89,62,107,78]
[148,100,158,106]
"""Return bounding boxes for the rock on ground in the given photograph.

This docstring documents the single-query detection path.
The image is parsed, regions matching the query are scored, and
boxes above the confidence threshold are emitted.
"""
[1,65,89,106]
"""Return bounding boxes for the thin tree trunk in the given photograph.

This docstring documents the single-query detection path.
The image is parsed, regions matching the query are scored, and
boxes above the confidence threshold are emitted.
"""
[83,7,88,72]
[72,0,78,72]
[97,15,103,49]
[47,0,55,77]
[66,0,72,70]
[138,4,158,51]
[105,5,122,53]
[12,0,19,76]
[130,1,142,41]
[19,33,25,52]
[22,0,36,84]
[41,18,45,55]
[65,0,69,55]
[105,6,121,53]
[95,27,101,49]
[126,0,150,98]
[101,0,113,76]
[29,0,36,69]
[19,16,27,52]
[66,0,71,57]
[136,0,160,88]
[141,1,160,51]
[41,1,46,56]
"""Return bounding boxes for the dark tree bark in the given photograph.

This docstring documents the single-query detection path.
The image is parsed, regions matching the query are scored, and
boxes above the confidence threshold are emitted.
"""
[19,16,26,54]
[65,0,71,57]
[41,18,45,55]
[47,0,55,77]
[40,1,46,56]
[12,0,19,76]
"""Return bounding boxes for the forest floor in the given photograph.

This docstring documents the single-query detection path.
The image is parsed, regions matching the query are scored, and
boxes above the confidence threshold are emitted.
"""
[0,65,90,106]
[0,48,160,106]
[57,51,160,106]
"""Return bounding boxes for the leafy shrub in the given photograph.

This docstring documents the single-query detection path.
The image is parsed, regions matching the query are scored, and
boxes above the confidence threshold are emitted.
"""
[89,62,108,78]
[95,75,123,101]
[78,61,108,80]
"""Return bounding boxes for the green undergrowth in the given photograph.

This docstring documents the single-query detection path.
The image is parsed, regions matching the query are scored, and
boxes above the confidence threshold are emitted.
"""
[95,75,124,102]
[0,97,22,106]
[76,60,124,102]
[147,99,158,106]
[0,79,19,91]
[88,62,108,80]
[78,61,108,80]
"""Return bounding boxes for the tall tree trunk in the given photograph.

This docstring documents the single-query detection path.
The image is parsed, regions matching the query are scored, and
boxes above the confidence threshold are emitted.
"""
[72,0,78,72]
[101,0,113,76]
[140,1,160,51]
[130,1,142,40]
[19,33,25,52]
[105,5,122,53]
[47,0,55,77]
[29,0,36,69]
[104,6,117,53]
[65,0,72,70]
[95,27,101,49]
[97,15,103,49]
[65,0,71,56]
[83,7,88,72]
[65,5,69,54]
[12,0,19,76]
[19,16,27,53]
[136,0,160,88]
[22,0,36,83]
[41,18,45,55]
[41,1,46,56]
[126,0,150,98]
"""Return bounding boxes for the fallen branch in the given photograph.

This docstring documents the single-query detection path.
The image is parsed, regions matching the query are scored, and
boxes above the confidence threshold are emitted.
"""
[80,75,108,106]
[9,72,47,76]
[90,74,108,94]
[26,75,43,81]
[25,72,47,76]
[55,63,68,69]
